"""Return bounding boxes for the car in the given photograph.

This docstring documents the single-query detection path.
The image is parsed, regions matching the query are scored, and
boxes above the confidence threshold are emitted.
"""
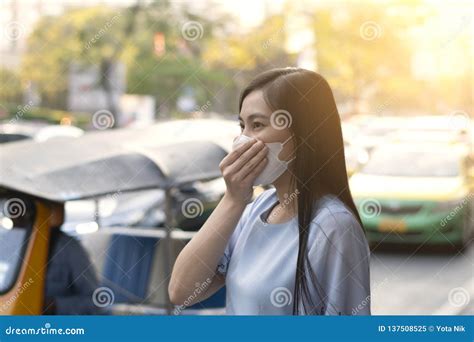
[0,121,46,144]
[387,130,465,145]
[344,142,369,177]
[402,115,472,146]
[349,116,409,153]
[62,177,227,236]
[405,115,470,134]
[34,124,84,142]
[350,142,473,250]
[0,122,84,144]
[61,119,241,236]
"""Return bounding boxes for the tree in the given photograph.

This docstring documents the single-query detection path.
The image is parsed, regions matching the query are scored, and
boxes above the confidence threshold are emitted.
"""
[21,1,236,119]
[21,6,132,111]
[311,3,416,115]
[0,68,22,106]
[202,14,293,110]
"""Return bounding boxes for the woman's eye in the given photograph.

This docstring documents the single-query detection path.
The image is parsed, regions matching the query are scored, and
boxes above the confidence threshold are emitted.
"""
[238,123,244,131]
[253,122,264,129]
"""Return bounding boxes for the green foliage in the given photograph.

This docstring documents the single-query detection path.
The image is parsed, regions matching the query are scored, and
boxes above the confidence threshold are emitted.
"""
[1,103,90,127]
[19,1,234,116]
[21,6,129,108]
[312,4,415,114]
[10,0,471,120]
[0,68,22,104]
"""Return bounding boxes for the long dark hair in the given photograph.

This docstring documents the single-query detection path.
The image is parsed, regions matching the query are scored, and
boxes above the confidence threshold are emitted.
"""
[239,67,364,315]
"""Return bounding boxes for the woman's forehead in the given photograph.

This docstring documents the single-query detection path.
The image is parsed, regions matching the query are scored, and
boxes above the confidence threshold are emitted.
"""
[240,90,272,119]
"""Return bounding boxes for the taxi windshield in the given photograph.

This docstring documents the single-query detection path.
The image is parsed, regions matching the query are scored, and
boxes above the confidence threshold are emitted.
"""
[360,147,460,177]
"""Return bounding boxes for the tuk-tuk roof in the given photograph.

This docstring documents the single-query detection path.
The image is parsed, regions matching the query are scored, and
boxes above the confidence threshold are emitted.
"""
[0,119,234,202]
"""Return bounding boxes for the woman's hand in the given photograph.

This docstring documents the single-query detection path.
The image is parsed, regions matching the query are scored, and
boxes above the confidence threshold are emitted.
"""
[219,138,268,204]
[170,138,267,306]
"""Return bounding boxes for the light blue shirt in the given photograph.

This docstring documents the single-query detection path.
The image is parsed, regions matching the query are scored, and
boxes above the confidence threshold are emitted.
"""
[216,188,371,315]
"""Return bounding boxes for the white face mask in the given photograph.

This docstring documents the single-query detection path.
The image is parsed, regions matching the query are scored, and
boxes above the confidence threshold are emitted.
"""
[232,134,295,186]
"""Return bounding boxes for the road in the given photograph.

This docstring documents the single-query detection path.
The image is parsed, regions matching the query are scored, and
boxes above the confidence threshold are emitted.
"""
[370,243,473,315]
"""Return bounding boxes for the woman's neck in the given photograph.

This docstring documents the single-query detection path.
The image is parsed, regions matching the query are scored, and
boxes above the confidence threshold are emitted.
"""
[272,171,297,215]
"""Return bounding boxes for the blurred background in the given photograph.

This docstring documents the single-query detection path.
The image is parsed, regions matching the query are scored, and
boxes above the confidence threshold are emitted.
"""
[0,0,472,316]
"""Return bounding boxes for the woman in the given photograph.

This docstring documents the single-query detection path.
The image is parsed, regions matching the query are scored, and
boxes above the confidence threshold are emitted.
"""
[169,67,371,315]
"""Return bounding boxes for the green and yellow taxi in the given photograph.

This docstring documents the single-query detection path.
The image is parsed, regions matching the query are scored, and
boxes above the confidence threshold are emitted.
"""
[350,142,473,250]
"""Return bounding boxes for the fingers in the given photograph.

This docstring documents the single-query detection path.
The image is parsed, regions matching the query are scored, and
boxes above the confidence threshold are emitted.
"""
[237,145,269,180]
[220,137,269,187]
[242,154,268,182]
[227,140,266,174]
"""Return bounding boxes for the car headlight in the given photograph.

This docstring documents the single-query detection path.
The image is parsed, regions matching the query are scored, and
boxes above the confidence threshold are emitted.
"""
[432,199,468,213]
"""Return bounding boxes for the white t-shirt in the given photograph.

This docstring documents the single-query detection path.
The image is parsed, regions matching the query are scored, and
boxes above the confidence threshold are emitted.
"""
[216,188,371,315]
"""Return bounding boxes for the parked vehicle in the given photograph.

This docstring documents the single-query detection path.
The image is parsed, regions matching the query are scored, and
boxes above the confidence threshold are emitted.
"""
[0,119,243,315]
[350,142,474,250]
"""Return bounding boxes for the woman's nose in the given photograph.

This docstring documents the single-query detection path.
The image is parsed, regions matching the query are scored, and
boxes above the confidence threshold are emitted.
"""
[241,129,256,139]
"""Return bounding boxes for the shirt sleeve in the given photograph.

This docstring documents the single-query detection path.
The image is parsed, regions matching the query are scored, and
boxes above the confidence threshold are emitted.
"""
[307,210,371,315]
[216,203,252,277]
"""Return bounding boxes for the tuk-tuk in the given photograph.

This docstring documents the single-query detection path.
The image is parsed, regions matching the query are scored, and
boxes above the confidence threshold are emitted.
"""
[0,119,238,315]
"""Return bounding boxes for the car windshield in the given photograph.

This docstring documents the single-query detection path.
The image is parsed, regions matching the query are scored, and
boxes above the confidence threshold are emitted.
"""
[0,196,35,293]
[360,148,460,177]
